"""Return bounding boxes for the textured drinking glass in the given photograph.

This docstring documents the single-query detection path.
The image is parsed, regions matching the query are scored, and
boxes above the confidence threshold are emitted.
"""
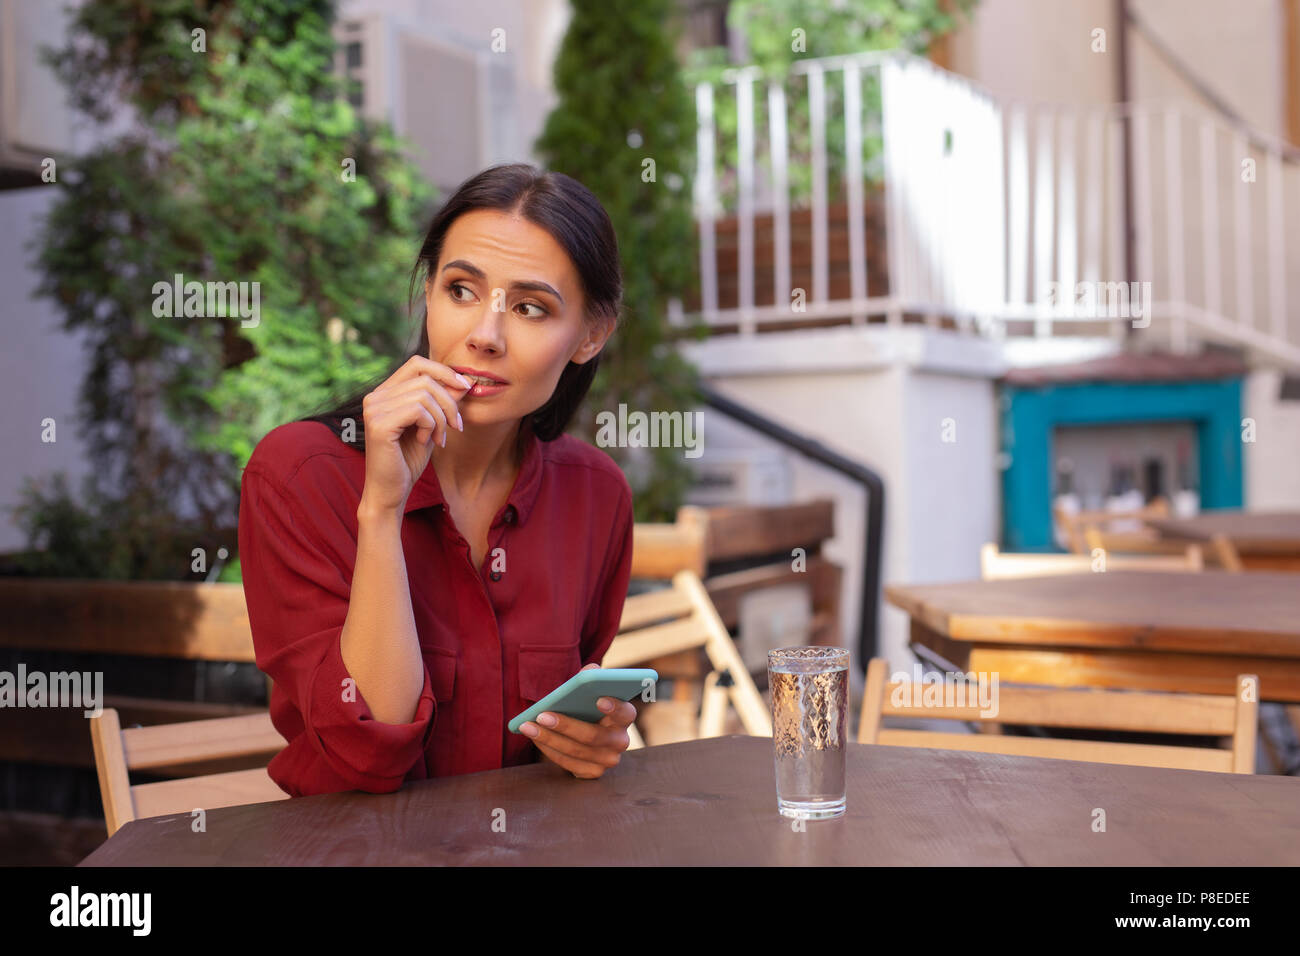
[768,646,849,820]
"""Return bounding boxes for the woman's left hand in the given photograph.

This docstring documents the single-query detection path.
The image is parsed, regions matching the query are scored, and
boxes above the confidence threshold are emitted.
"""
[520,663,636,779]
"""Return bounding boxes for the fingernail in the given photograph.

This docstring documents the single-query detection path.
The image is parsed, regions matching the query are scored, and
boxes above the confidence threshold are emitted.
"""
[598,699,613,712]
[537,713,557,727]
[521,723,538,737]
[439,432,446,448]
[456,412,463,431]
[456,374,471,387]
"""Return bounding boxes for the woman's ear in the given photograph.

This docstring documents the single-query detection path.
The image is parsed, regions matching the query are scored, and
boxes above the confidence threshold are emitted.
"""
[570,315,615,365]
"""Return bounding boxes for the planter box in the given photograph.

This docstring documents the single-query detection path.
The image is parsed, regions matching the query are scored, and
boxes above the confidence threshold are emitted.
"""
[684,193,891,313]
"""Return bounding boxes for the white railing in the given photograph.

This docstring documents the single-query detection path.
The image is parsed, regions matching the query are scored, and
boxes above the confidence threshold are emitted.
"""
[691,50,1300,370]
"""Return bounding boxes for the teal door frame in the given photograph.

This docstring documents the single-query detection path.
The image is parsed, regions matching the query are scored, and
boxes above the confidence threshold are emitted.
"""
[999,378,1243,551]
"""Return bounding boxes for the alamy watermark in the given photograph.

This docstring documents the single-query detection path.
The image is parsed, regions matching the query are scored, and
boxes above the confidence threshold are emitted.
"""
[1042,280,1153,328]
[0,664,103,717]
[50,886,150,935]
[595,404,703,459]
[152,272,260,327]
[890,663,1000,718]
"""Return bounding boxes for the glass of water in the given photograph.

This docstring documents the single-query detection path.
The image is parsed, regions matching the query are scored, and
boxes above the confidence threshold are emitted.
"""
[768,646,849,820]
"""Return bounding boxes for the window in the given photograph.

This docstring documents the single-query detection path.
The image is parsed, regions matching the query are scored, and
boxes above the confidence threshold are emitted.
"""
[333,21,366,111]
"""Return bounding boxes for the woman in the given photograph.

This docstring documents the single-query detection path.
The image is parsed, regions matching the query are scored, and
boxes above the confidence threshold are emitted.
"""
[238,163,637,798]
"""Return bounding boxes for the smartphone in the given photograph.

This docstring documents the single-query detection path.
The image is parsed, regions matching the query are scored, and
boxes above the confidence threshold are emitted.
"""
[508,667,659,733]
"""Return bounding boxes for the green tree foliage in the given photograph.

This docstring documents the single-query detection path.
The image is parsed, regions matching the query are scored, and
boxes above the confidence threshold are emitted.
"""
[20,0,434,580]
[533,0,708,522]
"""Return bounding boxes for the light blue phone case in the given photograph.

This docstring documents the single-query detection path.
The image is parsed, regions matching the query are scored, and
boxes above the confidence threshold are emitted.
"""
[508,667,659,733]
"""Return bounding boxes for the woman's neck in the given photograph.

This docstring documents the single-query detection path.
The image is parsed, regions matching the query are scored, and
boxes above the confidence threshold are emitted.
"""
[434,418,525,499]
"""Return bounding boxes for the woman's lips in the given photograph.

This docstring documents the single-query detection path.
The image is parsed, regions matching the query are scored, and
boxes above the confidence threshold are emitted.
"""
[464,381,507,398]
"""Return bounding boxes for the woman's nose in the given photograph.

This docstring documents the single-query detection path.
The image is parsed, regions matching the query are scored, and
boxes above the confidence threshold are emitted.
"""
[465,306,506,352]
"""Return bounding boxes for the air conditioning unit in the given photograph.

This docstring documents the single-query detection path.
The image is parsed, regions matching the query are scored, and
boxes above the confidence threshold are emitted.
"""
[685,448,792,507]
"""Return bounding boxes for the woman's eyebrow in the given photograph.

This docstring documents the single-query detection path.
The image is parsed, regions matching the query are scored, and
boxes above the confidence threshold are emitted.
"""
[441,259,565,305]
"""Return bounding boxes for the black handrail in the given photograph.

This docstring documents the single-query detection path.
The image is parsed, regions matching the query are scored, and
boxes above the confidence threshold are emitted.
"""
[696,382,885,676]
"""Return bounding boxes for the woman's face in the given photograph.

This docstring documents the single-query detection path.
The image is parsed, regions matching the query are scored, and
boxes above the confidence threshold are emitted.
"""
[425,208,612,428]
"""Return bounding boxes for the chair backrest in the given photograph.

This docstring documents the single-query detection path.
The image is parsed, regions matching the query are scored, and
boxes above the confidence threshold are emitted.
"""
[90,708,287,837]
[604,569,772,746]
[1081,525,1244,572]
[631,507,708,579]
[857,658,1257,773]
[1055,497,1170,554]
[979,542,1204,579]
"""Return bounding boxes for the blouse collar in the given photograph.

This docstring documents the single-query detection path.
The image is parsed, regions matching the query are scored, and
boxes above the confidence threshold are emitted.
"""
[403,425,543,527]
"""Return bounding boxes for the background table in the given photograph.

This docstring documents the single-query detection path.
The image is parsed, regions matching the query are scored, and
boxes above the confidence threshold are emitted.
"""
[1147,511,1300,570]
[80,735,1300,865]
[886,571,1300,702]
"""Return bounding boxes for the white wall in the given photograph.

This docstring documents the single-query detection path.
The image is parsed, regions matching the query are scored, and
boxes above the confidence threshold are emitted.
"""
[1244,368,1300,508]
[947,0,1117,107]
[0,187,94,553]
[1132,0,1284,138]
[679,327,1004,699]
[336,0,570,185]
[900,370,1000,585]
[947,0,1282,125]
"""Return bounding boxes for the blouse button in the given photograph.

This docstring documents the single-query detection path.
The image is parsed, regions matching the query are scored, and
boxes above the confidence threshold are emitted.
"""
[490,571,503,581]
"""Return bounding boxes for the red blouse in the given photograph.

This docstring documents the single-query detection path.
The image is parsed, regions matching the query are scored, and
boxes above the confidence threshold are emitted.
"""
[238,420,634,797]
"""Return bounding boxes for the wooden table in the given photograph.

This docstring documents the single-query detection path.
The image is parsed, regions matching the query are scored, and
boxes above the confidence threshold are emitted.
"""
[78,735,1300,865]
[1147,511,1300,570]
[885,571,1300,702]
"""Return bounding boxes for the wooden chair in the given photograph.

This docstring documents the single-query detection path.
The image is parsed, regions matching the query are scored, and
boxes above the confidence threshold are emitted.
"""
[980,542,1204,579]
[630,506,708,579]
[1055,497,1171,554]
[627,504,837,747]
[857,658,1258,773]
[1207,533,1244,572]
[90,708,287,837]
[1082,526,1243,572]
[604,569,773,748]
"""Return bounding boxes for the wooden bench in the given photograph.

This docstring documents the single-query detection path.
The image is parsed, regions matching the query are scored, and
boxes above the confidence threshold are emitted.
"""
[0,578,273,777]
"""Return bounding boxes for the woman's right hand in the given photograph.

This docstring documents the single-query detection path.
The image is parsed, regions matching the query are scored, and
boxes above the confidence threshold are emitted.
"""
[359,356,473,514]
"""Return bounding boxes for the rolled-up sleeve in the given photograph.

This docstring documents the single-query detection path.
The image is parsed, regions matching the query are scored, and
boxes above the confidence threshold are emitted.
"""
[580,480,634,667]
[239,465,436,796]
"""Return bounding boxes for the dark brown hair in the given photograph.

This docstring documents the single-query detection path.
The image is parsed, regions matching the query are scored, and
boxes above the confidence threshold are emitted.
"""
[298,162,622,453]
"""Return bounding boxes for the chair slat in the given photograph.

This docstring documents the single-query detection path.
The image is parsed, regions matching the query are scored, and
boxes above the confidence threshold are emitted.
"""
[604,617,706,668]
[131,767,289,820]
[618,587,694,631]
[980,542,1202,579]
[631,521,706,579]
[89,708,135,838]
[875,728,1234,773]
[858,657,1256,773]
[121,712,283,770]
[880,681,1238,734]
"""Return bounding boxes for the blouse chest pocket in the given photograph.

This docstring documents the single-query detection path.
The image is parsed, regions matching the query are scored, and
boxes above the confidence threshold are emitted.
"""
[420,646,457,703]
[516,639,583,703]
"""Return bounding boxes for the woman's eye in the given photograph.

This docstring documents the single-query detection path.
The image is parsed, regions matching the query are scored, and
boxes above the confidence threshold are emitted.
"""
[448,282,544,317]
